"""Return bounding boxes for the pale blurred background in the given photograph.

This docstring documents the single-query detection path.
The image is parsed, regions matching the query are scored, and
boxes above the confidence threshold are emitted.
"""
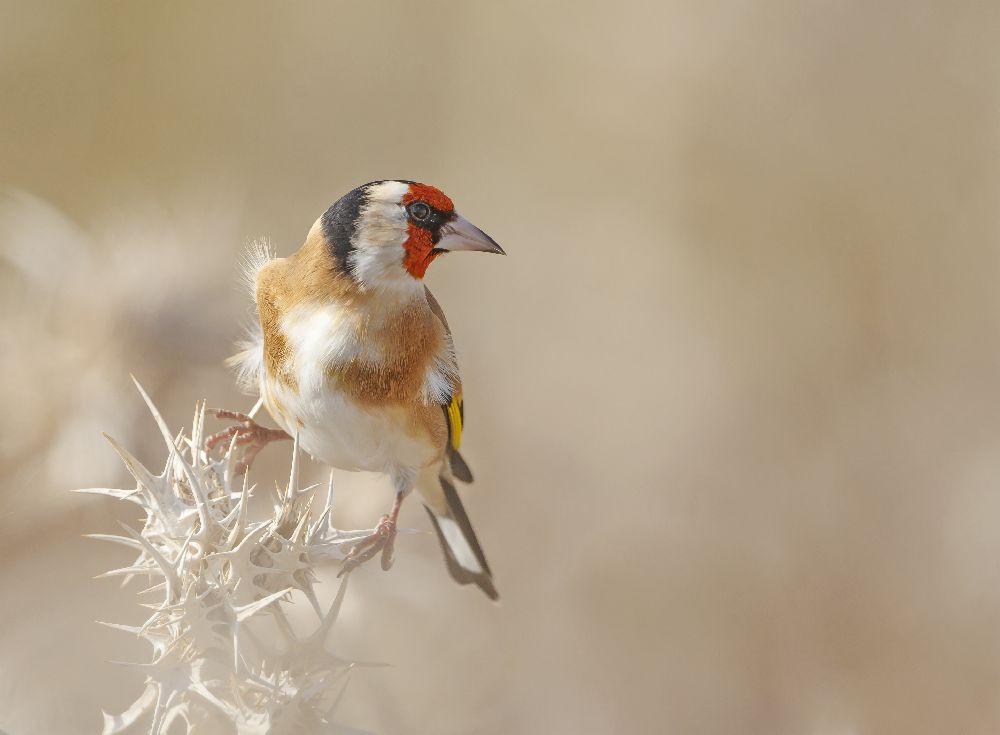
[3,1,1000,733]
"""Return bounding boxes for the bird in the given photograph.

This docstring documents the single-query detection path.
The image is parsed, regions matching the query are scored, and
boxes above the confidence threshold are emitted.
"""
[208,180,504,600]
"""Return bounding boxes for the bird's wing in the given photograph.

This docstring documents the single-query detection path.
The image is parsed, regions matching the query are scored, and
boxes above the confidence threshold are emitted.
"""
[425,286,473,483]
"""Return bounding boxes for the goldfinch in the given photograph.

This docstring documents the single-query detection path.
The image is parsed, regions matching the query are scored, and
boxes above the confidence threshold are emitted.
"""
[211,180,504,600]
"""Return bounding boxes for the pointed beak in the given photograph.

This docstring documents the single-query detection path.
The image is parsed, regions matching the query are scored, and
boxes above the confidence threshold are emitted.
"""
[437,214,505,255]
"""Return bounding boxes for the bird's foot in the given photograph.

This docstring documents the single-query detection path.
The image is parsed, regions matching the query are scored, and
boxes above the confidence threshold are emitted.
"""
[338,514,398,576]
[206,408,290,475]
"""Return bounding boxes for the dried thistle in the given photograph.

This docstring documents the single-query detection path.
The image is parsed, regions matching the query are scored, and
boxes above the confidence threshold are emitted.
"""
[79,380,386,734]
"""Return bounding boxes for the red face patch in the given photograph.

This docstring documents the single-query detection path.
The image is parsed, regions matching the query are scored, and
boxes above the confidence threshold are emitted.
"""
[402,225,439,279]
[401,182,454,279]
[402,182,454,212]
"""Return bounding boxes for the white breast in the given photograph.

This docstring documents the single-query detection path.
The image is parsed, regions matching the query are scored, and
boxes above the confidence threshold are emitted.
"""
[266,377,431,472]
[260,300,451,474]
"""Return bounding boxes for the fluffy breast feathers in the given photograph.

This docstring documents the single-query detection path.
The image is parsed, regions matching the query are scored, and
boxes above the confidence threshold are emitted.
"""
[228,231,460,413]
[228,237,275,394]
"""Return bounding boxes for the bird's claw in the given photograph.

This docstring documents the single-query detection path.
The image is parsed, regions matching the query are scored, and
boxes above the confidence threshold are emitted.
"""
[206,408,290,475]
[338,515,398,577]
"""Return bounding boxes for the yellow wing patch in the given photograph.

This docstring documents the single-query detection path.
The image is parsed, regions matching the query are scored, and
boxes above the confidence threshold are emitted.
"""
[446,396,463,451]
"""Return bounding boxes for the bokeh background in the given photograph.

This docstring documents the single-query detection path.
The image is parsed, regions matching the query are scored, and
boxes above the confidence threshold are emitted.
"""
[3,2,1000,733]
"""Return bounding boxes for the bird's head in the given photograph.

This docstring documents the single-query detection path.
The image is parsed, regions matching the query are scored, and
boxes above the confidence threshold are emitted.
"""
[320,180,504,293]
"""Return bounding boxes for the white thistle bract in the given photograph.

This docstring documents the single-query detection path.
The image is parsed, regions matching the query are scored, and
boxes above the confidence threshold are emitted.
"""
[79,380,385,735]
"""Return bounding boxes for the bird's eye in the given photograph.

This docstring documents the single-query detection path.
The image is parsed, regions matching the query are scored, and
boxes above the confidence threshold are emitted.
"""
[408,201,431,222]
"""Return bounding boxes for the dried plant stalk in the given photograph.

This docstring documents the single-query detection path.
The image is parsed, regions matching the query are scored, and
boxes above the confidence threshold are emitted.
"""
[79,379,381,735]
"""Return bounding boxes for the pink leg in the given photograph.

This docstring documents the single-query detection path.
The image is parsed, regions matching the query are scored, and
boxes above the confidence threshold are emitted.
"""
[206,409,290,475]
[338,493,405,577]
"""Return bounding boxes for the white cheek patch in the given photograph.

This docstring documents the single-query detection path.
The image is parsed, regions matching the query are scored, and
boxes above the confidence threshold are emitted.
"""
[349,181,425,295]
[355,182,408,254]
[365,180,410,203]
[349,242,415,295]
[437,516,484,574]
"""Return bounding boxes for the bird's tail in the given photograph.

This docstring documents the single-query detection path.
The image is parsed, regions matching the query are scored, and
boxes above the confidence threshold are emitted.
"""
[419,467,498,601]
